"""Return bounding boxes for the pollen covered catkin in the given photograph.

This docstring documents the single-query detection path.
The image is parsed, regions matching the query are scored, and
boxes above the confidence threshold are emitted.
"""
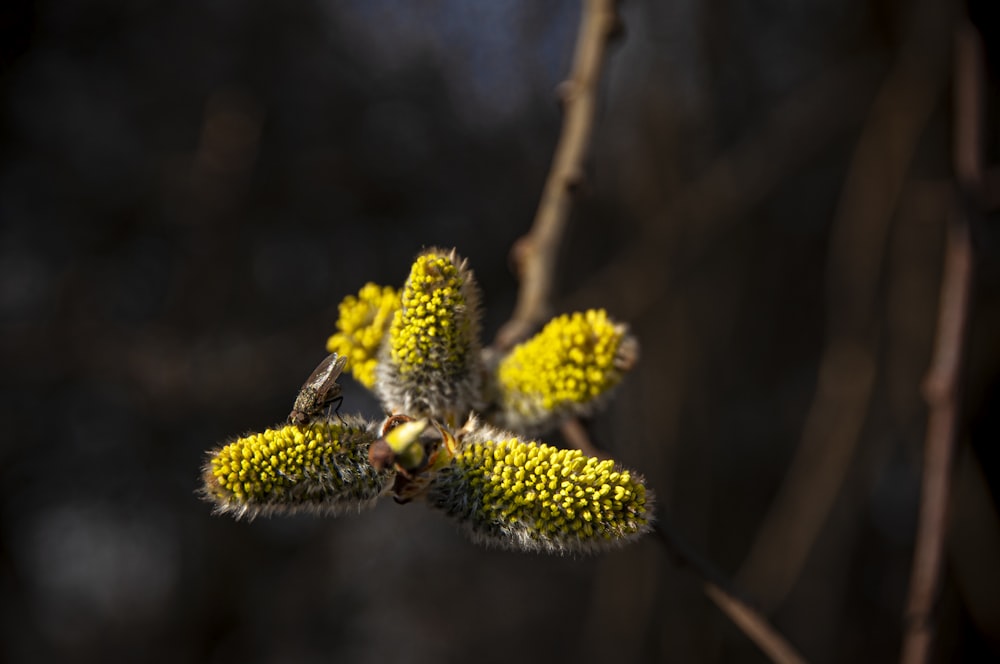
[495,309,638,433]
[375,249,484,423]
[427,433,653,554]
[326,283,400,388]
[202,416,391,520]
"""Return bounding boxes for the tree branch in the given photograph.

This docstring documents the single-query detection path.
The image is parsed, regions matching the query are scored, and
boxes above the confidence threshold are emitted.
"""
[653,521,808,664]
[566,422,809,662]
[493,0,620,351]
[497,4,810,660]
[900,19,981,664]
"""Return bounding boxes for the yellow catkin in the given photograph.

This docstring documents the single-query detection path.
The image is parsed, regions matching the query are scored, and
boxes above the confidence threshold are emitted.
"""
[201,417,390,520]
[389,254,470,374]
[326,283,400,388]
[376,249,483,421]
[496,310,635,431]
[427,436,653,554]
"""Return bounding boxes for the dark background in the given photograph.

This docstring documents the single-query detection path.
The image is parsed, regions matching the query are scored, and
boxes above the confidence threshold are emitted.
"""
[2,1,999,662]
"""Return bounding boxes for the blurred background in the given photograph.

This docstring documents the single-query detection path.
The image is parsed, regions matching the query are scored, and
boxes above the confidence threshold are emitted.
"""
[1,0,999,662]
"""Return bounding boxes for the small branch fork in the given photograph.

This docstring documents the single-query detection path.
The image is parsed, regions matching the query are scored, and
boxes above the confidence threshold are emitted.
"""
[900,19,981,664]
[496,3,809,661]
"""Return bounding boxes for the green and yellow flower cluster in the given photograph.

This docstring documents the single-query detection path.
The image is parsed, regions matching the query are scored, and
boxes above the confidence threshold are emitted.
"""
[202,247,652,554]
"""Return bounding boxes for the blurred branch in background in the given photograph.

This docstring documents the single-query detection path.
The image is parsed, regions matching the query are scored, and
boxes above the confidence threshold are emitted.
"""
[735,0,954,610]
[900,19,981,664]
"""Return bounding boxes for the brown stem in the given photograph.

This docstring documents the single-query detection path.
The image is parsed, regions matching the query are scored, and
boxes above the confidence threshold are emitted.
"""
[493,0,620,351]
[900,198,974,664]
[653,522,809,664]
[559,417,610,459]
[900,20,980,664]
[567,420,809,663]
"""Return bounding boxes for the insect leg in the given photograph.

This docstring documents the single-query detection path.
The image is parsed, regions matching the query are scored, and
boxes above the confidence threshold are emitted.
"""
[328,395,345,424]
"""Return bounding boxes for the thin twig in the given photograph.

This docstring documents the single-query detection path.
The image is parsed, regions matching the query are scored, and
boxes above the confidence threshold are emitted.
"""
[568,420,809,662]
[900,20,980,664]
[493,0,620,352]
[559,417,610,459]
[653,522,809,664]
[900,190,974,664]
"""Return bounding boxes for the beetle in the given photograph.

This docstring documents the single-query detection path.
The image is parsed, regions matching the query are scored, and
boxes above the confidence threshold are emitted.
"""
[287,353,348,425]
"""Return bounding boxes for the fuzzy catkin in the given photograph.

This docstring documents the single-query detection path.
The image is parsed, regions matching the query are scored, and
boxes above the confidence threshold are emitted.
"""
[494,309,638,433]
[375,248,484,423]
[202,416,391,520]
[326,283,400,388]
[426,435,653,554]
